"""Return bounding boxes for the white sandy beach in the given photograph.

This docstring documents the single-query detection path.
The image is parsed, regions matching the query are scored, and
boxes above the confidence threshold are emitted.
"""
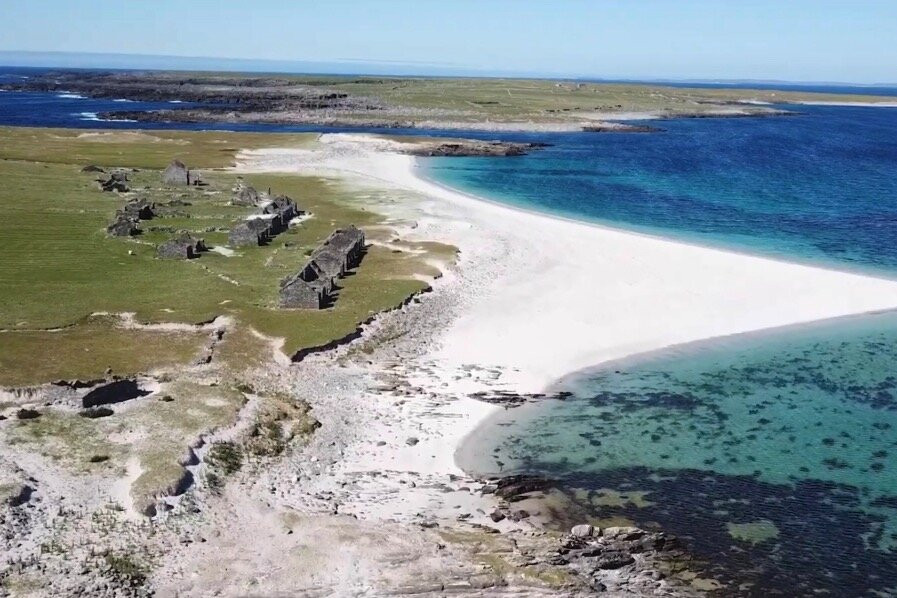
[149,133,897,595]
[238,134,897,393]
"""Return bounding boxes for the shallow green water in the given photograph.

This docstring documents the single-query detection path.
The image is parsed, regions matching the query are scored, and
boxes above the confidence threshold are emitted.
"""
[457,310,897,595]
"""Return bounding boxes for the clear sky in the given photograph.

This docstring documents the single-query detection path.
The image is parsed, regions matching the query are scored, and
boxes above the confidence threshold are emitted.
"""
[2,0,896,83]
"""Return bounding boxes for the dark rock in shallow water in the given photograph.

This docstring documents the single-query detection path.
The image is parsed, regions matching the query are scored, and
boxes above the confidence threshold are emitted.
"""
[492,474,554,499]
[397,140,549,157]
[469,389,571,407]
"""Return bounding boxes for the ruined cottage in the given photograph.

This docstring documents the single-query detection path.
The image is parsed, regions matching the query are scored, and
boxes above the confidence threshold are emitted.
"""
[98,171,129,193]
[280,278,328,309]
[232,184,260,206]
[228,221,266,247]
[278,225,366,310]
[157,234,206,259]
[162,159,191,186]
[107,216,139,237]
[321,226,366,269]
[119,199,155,220]
[228,193,303,248]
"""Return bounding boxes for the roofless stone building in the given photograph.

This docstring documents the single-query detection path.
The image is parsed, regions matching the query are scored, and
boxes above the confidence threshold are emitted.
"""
[157,234,207,259]
[279,226,366,309]
[228,193,303,247]
[162,159,191,186]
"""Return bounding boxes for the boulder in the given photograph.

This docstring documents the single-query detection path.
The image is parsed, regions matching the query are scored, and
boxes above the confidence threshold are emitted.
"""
[162,159,190,186]
[571,524,595,538]
[603,526,644,541]
[15,408,41,420]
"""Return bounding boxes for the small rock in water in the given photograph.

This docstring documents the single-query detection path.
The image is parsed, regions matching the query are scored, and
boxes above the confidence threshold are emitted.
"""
[406,437,420,446]
[489,509,506,522]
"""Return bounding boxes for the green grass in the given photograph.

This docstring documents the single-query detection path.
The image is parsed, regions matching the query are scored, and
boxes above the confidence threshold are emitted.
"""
[257,76,897,123]
[0,316,209,387]
[0,127,312,169]
[0,127,455,385]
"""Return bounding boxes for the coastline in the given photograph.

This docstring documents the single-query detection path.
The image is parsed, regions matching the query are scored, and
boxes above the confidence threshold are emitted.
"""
[162,132,897,594]
[236,130,897,435]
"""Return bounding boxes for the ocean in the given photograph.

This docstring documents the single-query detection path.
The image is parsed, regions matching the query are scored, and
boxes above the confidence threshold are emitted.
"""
[3,66,897,595]
[420,101,897,592]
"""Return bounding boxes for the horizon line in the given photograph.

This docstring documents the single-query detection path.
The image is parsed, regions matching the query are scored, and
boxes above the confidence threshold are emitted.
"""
[1,50,895,88]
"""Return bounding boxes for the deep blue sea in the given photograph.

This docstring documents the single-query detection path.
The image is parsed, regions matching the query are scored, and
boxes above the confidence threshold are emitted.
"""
[423,106,897,277]
[3,67,897,595]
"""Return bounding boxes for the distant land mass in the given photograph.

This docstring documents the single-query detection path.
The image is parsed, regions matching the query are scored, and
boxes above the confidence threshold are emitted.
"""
[1,51,895,87]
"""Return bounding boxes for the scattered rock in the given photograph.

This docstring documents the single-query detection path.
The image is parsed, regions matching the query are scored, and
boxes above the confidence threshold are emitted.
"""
[79,407,115,419]
[5,483,34,507]
[16,408,41,420]
[405,437,419,446]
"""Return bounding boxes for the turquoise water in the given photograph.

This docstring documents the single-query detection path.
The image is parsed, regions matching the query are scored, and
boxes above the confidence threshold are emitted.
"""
[457,311,897,594]
[429,107,897,594]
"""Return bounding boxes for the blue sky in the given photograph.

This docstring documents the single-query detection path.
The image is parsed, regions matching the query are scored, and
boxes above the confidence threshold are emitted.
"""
[2,0,896,83]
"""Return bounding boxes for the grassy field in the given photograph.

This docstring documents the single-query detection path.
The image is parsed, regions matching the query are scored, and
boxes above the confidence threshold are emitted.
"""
[273,76,897,123]
[0,127,453,385]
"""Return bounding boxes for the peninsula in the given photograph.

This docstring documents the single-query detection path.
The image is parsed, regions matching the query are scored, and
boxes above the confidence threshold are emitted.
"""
[6,70,897,132]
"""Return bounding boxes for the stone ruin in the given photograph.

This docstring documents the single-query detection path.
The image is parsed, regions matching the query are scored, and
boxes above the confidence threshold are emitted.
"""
[157,233,207,260]
[231,183,261,206]
[107,199,156,237]
[279,226,366,309]
[98,170,129,193]
[228,193,303,247]
[161,159,203,186]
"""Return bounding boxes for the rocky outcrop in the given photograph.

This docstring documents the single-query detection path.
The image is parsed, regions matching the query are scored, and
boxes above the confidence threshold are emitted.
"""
[582,122,662,133]
[396,140,549,157]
